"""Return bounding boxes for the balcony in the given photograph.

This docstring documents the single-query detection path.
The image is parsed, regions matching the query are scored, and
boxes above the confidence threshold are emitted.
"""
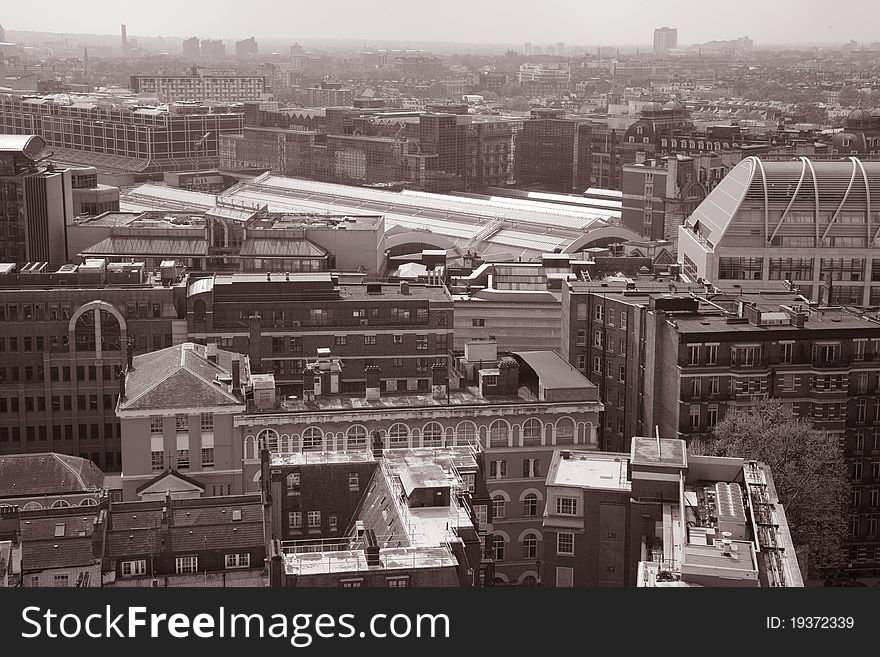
[811,359,851,370]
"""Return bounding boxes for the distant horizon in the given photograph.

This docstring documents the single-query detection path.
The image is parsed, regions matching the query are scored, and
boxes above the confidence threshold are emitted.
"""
[5,27,874,52]
[2,0,879,48]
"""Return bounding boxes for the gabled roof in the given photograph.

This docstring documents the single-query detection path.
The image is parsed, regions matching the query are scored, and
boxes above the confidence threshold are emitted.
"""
[118,342,246,412]
[0,453,104,498]
[135,470,206,495]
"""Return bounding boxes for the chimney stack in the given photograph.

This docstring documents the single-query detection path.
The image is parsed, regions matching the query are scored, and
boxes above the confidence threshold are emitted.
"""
[399,281,410,295]
[206,342,218,363]
[365,364,381,401]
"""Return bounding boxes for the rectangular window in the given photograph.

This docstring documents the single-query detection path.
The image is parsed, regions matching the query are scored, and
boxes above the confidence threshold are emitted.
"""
[556,567,574,587]
[175,556,198,574]
[150,417,163,434]
[177,449,190,469]
[225,553,251,569]
[705,344,718,365]
[364,335,376,345]
[201,413,214,431]
[334,335,347,346]
[472,319,485,327]
[387,576,409,588]
[556,497,577,515]
[175,414,188,432]
[576,329,586,346]
[489,460,507,478]
[688,344,700,365]
[121,560,147,577]
[349,473,359,491]
[201,448,215,467]
[289,511,302,529]
[416,335,428,350]
[307,511,321,527]
[557,532,574,555]
[690,406,700,430]
[474,505,488,526]
[151,451,164,472]
[393,334,403,344]
[594,305,603,321]
[53,575,69,588]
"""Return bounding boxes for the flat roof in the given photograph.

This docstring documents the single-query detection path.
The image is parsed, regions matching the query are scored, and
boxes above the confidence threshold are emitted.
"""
[513,350,594,390]
[631,437,687,469]
[546,451,631,491]
[282,545,458,575]
[683,542,757,574]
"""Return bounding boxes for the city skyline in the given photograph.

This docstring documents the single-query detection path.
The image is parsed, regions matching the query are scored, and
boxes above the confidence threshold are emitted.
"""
[2,0,880,47]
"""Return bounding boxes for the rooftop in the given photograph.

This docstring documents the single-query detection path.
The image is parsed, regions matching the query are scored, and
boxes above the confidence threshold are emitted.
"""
[118,342,248,413]
[282,545,458,576]
[631,437,688,469]
[546,450,631,491]
[0,453,105,498]
[514,350,595,391]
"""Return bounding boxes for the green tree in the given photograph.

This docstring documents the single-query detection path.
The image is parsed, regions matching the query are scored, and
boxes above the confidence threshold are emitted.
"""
[693,399,849,579]
[503,95,531,111]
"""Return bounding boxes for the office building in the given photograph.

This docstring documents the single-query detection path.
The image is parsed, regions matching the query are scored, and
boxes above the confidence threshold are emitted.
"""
[0,95,244,176]
[515,109,592,192]
[517,63,570,93]
[653,27,678,54]
[130,71,268,103]
[0,134,72,264]
[69,166,120,216]
[0,259,188,471]
[542,438,803,587]
[306,82,353,107]
[561,279,880,575]
[678,156,880,307]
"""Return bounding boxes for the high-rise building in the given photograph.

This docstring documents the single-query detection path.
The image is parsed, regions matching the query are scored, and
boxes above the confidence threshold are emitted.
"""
[0,135,72,264]
[524,42,532,57]
[515,108,591,192]
[200,39,226,60]
[556,42,565,56]
[120,24,128,53]
[234,37,258,57]
[181,36,201,59]
[653,26,677,53]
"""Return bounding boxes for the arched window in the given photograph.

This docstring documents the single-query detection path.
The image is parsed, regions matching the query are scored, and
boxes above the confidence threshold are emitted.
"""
[456,420,477,446]
[346,425,367,449]
[422,422,443,447]
[51,499,71,508]
[636,125,643,135]
[79,498,98,507]
[520,574,538,587]
[388,423,409,447]
[257,428,279,453]
[302,427,323,451]
[522,532,538,559]
[492,535,505,561]
[489,419,509,448]
[74,311,96,351]
[492,494,506,519]
[556,418,575,444]
[523,493,539,517]
[522,418,542,446]
[22,502,43,511]
[100,310,121,351]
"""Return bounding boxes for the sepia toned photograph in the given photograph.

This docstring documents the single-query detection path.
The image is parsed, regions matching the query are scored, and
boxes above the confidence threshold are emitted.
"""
[0,2,877,621]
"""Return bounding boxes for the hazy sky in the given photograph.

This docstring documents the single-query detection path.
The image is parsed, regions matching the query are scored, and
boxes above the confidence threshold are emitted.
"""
[3,0,878,46]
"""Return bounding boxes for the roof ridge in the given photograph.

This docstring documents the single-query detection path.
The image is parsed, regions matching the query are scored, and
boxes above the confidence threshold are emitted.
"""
[52,453,91,491]
[121,357,183,409]
[179,356,241,404]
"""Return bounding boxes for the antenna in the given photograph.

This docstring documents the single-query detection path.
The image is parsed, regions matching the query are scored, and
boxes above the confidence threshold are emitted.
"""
[655,425,661,456]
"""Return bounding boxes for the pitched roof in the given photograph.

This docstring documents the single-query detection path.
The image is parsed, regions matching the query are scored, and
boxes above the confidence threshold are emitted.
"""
[21,538,98,571]
[135,470,206,495]
[118,342,246,412]
[0,453,105,498]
